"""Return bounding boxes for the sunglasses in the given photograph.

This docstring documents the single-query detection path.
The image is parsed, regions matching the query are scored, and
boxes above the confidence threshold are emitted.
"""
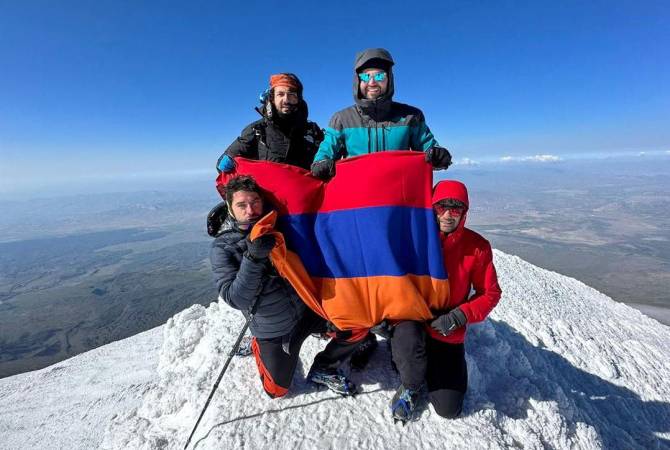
[358,72,387,83]
[433,203,464,217]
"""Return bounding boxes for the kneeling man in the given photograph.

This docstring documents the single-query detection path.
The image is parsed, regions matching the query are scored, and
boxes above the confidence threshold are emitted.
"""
[390,180,502,421]
[210,175,359,397]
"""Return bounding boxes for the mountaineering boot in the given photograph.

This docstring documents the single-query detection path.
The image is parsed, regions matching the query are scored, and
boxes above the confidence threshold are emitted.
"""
[307,367,357,396]
[350,333,379,371]
[390,385,420,423]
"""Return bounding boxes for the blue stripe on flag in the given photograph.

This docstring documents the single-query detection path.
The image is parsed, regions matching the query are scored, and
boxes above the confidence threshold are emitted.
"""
[277,206,447,279]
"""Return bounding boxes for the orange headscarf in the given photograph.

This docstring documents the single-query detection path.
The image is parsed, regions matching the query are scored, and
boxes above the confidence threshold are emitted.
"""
[270,73,301,92]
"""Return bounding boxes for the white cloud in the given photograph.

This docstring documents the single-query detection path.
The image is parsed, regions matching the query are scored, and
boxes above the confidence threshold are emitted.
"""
[638,151,646,157]
[527,154,562,162]
[499,154,562,163]
[453,157,480,166]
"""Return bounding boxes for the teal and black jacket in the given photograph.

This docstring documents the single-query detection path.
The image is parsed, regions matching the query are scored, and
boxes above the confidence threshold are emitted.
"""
[314,48,439,162]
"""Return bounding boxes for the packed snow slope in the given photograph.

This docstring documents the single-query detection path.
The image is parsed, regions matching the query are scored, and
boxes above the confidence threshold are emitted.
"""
[0,326,163,450]
[2,250,669,450]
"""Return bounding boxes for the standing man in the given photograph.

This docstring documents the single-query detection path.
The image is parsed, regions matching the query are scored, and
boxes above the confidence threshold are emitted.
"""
[310,48,452,179]
[389,180,502,422]
[210,175,359,397]
[217,73,323,173]
[309,48,454,368]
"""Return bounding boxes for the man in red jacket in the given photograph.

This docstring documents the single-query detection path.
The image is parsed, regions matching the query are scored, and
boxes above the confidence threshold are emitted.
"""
[390,180,502,422]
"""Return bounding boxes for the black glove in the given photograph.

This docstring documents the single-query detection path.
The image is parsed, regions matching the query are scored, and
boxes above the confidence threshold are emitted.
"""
[246,234,276,261]
[430,308,467,336]
[311,158,336,180]
[425,146,452,170]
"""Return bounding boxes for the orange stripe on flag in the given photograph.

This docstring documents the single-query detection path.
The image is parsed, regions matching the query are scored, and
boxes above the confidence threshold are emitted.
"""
[314,275,449,329]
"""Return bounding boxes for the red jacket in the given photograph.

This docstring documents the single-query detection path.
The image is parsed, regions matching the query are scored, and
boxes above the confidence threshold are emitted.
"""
[427,180,502,344]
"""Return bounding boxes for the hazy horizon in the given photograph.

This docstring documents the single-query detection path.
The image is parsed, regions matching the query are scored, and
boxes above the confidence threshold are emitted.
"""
[2,151,668,200]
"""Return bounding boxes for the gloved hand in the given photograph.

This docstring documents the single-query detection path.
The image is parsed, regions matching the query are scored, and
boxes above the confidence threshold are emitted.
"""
[217,154,236,173]
[311,158,336,180]
[246,234,276,261]
[430,308,467,336]
[425,146,452,170]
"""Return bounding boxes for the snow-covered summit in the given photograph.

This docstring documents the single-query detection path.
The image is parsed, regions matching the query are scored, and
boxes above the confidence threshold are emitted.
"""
[2,250,669,449]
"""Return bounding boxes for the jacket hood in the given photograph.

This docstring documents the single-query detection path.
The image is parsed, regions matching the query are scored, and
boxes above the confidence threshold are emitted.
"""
[432,180,469,208]
[207,201,229,237]
[353,48,395,113]
[432,180,469,232]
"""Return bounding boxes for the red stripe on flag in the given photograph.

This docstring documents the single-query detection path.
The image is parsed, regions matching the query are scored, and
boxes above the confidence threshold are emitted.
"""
[215,151,433,214]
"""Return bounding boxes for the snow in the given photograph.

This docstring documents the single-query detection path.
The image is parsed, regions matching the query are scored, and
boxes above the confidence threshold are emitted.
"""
[0,326,162,449]
[2,250,669,450]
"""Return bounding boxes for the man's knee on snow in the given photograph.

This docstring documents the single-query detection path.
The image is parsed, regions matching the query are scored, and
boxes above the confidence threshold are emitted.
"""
[433,403,462,419]
[260,375,289,399]
[430,391,464,419]
[252,338,290,399]
[262,388,289,399]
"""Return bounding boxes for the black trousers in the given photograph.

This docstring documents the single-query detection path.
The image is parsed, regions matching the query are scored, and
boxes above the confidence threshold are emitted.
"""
[391,320,467,418]
[253,309,362,397]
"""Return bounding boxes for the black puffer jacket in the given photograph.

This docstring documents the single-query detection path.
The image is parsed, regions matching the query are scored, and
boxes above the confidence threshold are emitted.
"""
[210,215,306,339]
[219,100,323,171]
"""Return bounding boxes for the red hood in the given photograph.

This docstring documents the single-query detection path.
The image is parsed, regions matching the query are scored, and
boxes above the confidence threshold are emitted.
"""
[432,180,469,233]
[432,180,469,208]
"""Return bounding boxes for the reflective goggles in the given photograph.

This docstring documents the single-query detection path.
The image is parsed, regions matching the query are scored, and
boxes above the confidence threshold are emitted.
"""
[358,72,387,83]
[433,202,465,217]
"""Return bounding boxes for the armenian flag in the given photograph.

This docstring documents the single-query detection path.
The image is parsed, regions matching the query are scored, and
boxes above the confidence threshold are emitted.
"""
[216,151,449,330]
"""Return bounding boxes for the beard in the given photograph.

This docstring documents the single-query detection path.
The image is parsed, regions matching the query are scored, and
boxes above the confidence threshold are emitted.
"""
[276,104,297,117]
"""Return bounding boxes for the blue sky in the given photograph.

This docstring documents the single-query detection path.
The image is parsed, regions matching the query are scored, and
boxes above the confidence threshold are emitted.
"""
[1,0,669,190]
